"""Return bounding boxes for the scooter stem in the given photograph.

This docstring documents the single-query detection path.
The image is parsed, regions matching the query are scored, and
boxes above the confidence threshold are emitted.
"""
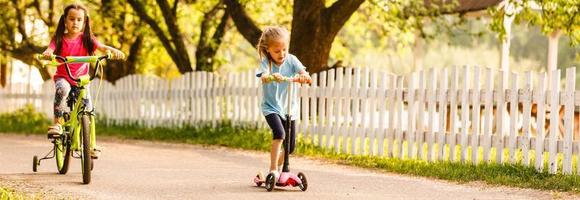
[282,81,293,173]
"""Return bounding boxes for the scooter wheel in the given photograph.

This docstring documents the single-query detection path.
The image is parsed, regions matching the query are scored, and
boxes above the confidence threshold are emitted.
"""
[32,156,38,172]
[265,173,276,192]
[297,172,307,191]
[255,172,264,187]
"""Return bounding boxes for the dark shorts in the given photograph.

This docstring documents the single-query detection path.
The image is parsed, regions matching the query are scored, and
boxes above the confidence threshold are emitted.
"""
[265,114,296,154]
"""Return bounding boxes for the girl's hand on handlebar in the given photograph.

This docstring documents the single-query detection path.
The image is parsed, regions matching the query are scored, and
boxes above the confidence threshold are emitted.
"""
[261,73,274,84]
[271,73,284,82]
[109,49,125,60]
[40,49,54,60]
[297,73,312,84]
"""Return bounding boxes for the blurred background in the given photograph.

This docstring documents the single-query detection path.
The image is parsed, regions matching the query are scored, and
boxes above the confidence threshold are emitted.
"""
[0,0,578,89]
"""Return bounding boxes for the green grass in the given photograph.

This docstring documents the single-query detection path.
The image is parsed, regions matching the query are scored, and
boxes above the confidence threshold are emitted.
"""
[2,105,580,193]
[0,187,28,200]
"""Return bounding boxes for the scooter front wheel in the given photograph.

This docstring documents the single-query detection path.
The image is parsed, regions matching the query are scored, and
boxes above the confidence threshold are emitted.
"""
[297,172,308,191]
[265,173,276,192]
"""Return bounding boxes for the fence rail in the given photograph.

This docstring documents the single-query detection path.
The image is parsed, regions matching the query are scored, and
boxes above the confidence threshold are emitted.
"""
[2,66,579,174]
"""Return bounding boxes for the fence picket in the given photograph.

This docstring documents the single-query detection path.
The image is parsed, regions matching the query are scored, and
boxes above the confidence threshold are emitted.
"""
[548,70,560,174]
[509,72,518,163]
[521,72,532,166]
[460,66,470,162]
[406,73,416,159]
[534,72,546,171]
[563,68,575,174]
[437,68,448,161]
[426,68,437,161]
[483,68,494,163]
[449,67,459,161]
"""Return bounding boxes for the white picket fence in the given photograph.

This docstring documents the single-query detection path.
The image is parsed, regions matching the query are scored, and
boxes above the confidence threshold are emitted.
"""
[2,66,580,175]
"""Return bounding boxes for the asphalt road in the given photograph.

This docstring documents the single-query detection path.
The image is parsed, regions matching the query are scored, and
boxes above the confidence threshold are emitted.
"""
[0,133,570,200]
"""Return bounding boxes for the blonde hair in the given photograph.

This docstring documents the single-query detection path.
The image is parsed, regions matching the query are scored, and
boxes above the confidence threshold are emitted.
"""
[257,26,289,61]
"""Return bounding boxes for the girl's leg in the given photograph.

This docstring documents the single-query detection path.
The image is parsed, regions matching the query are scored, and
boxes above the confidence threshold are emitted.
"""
[265,114,286,173]
[277,119,296,168]
[49,78,71,134]
[270,140,283,172]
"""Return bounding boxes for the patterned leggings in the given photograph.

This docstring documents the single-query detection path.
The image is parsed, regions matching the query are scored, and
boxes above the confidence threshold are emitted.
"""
[53,78,93,119]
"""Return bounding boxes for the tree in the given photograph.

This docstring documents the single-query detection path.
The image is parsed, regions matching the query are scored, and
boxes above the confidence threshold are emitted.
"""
[489,0,579,76]
[128,0,232,72]
[0,0,145,83]
[224,0,502,74]
[127,0,194,74]
[98,0,144,82]
[0,0,53,80]
[196,1,231,71]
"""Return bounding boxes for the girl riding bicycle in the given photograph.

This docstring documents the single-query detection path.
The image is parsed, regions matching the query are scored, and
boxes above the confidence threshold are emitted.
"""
[255,26,312,179]
[43,3,124,158]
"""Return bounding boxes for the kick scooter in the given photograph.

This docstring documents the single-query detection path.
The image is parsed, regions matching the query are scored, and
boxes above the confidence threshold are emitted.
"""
[253,75,309,192]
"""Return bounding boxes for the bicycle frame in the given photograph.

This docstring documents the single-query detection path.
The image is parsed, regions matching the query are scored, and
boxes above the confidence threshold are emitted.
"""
[37,54,109,151]
[34,53,111,184]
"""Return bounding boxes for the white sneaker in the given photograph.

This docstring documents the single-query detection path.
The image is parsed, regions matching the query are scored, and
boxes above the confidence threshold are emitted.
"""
[47,124,63,136]
[269,170,280,180]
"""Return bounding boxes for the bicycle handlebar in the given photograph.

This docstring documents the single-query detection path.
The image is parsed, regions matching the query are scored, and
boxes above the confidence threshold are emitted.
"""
[35,53,112,83]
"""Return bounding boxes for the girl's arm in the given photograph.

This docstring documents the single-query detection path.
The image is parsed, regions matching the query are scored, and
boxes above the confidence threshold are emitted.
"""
[97,44,125,60]
[297,69,312,84]
[42,47,55,57]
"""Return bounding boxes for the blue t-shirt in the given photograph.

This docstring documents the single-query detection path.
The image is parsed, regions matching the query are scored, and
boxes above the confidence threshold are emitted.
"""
[255,54,305,120]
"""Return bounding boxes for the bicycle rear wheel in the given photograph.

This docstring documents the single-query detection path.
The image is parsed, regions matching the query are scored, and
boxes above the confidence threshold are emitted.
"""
[81,114,92,184]
[55,134,71,174]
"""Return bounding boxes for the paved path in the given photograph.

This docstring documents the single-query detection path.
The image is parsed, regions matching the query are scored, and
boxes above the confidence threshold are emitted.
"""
[0,133,569,199]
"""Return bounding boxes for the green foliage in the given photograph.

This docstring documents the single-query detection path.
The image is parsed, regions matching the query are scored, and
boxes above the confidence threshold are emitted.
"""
[489,0,580,46]
[0,188,27,200]
[0,105,50,134]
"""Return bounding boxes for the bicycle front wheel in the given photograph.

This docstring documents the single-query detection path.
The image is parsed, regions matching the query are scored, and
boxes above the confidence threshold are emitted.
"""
[55,134,71,174]
[80,114,92,184]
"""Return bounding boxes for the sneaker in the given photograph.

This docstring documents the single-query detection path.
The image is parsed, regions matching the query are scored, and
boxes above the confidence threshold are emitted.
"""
[90,146,102,159]
[47,124,63,138]
[256,171,265,182]
[269,170,280,181]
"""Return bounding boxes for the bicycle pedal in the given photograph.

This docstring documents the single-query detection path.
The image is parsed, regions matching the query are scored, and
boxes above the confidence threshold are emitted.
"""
[47,133,61,139]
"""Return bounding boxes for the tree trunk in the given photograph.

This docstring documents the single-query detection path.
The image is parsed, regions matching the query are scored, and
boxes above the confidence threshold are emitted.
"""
[225,0,364,74]
[1,53,7,87]
[104,36,143,83]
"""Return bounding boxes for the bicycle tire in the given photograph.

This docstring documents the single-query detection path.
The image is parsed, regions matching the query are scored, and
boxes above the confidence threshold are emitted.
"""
[81,114,92,184]
[55,135,71,174]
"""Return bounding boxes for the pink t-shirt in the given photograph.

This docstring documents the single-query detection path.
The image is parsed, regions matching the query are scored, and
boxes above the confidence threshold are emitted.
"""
[49,34,101,85]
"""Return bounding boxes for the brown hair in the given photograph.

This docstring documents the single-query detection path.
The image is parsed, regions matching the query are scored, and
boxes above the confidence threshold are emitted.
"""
[52,4,96,55]
[257,26,289,61]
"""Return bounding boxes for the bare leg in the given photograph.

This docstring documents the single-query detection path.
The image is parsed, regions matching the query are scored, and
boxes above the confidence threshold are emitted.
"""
[270,139,283,172]
[277,150,285,170]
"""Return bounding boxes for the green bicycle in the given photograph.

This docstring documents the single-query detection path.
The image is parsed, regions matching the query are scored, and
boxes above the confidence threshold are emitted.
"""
[32,53,112,184]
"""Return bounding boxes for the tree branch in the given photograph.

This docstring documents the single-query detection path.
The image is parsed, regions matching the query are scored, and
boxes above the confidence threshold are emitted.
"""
[323,0,365,35]
[127,0,179,63]
[223,0,261,47]
[11,0,29,42]
[172,0,179,17]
